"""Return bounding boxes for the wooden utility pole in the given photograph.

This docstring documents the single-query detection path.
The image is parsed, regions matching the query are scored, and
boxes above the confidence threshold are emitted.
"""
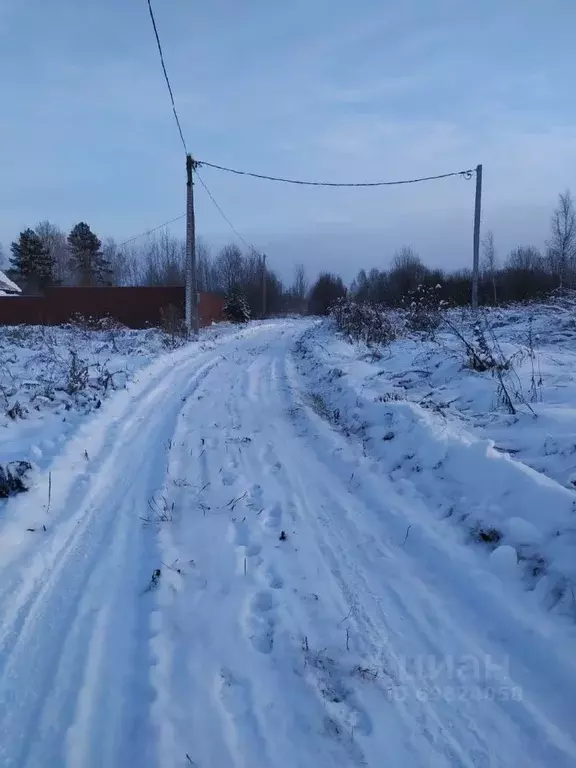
[185,154,199,334]
[472,163,483,311]
[261,253,267,318]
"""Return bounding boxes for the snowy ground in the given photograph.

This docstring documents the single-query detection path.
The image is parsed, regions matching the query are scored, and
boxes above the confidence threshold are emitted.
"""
[0,321,228,476]
[307,298,576,620]
[0,317,575,767]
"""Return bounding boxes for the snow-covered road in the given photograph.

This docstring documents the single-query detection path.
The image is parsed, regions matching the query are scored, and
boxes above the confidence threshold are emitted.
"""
[0,320,574,767]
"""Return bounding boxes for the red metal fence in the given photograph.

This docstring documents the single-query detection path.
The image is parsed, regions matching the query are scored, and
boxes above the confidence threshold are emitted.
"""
[0,287,224,329]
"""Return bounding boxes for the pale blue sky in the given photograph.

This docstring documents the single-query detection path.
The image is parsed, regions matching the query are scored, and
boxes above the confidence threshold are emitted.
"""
[1,0,575,280]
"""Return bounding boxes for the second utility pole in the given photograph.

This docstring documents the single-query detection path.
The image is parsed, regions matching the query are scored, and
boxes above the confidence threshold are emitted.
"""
[261,252,267,318]
[186,154,199,335]
[471,163,483,311]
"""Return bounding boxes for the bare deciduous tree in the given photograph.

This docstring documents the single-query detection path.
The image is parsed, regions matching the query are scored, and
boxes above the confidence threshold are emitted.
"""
[507,245,543,271]
[291,264,308,300]
[286,263,308,313]
[102,238,138,286]
[196,239,214,292]
[504,245,553,300]
[139,231,185,286]
[282,264,308,314]
[35,221,71,284]
[482,230,498,304]
[214,244,244,294]
[388,246,427,301]
[547,190,576,288]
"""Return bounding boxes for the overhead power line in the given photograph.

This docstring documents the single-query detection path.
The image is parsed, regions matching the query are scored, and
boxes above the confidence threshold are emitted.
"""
[195,170,258,253]
[118,214,185,248]
[197,160,475,188]
[117,174,257,254]
[146,0,188,154]
[117,159,475,251]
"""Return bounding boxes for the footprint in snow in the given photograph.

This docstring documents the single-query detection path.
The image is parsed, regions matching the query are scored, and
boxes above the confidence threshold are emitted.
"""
[217,667,270,760]
[248,484,264,508]
[306,650,373,738]
[244,590,277,654]
[263,442,282,473]
[221,470,236,486]
[260,502,283,531]
[264,567,284,590]
[229,518,250,547]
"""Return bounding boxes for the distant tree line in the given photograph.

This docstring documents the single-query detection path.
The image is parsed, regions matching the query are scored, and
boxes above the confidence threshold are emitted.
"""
[0,220,309,318]
[307,189,576,313]
[1,188,574,316]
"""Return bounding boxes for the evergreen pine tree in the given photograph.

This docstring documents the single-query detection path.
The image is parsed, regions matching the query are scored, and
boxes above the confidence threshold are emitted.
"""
[67,222,112,286]
[223,289,251,323]
[9,228,55,292]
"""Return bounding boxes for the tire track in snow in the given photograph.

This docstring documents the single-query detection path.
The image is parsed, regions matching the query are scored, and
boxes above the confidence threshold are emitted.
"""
[149,350,274,768]
[280,340,576,767]
[149,328,371,768]
[223,344,372,766]
[0,352,221,768]
[232,343,481,766]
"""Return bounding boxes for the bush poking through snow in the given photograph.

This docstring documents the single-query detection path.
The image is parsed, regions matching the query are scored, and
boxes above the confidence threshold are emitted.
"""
[526,317,544,404]
[443,316,508,373]
[0,461,33,498]
[330,299,398,346]
[307,391,331,420]
[140,496,174,525]
[404,284,446,336]
[442,314,536,416]
[223,290,251,323]
[376,393,405,403]
[6,401,27,420]
[470,524,503,547]
[0,323,194,429]
[159,304,188,348]
[143,568,162,593]
[66,351,90,395]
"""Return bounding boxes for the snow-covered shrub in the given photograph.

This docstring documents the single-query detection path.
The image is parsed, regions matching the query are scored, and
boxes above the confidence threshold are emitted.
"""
[0,323,183,425]
[6,401,27,420]
[404,284,446,336]
[0,461,32,498]
[65,350,90,395]
[330,299,397,346]
[443,313,532,416]
[69,313,110,333]
[444,314,510,373]
[223,291,251,323]
[159,304,187,348]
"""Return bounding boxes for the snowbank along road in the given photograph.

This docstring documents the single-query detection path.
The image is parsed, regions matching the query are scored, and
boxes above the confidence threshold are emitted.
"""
[0,319,575,767]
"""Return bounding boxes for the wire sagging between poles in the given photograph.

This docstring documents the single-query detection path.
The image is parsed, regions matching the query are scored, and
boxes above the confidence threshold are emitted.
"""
[196,160,475,188]
[195,170,258,253]
[119,214,185,248]
[146,0,188,154]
